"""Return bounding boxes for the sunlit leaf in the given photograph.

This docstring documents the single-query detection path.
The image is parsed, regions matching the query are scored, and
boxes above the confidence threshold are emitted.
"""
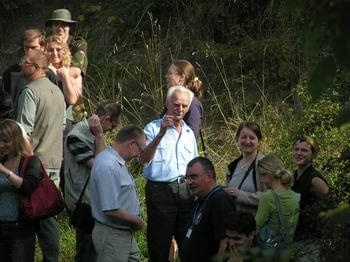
[335,101,350,127]
[309,56,337,100]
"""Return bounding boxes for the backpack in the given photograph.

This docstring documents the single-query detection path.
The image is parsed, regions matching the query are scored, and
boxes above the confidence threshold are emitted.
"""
[19,156,65,220]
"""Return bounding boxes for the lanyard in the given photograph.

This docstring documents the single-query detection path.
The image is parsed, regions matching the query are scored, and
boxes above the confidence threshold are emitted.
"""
[191,185,221,227]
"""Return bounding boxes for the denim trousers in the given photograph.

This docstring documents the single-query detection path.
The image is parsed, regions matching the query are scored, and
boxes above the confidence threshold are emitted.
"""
[0,222,35,262]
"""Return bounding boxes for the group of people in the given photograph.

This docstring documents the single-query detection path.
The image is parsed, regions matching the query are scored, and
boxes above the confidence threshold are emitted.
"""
[0,7,330,262]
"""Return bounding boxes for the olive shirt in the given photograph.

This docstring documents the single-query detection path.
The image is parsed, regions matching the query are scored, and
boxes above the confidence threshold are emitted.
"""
[255,190,300,244]
[68,35,88,122]
[68,36,88,76]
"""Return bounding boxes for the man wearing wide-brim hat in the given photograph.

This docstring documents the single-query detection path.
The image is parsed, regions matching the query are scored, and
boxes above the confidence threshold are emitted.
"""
[45,8,87,127]
[46,8,88,78]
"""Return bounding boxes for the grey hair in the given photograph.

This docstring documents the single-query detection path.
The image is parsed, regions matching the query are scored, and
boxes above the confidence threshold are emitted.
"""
[166,85,194,105]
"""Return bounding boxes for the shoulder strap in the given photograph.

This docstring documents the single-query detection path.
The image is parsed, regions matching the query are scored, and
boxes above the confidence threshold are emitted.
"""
[199,129,206,154]
[227,156,243,182]
[271,190,288,234]
[76,175,91,205]
[19,155,34,178]
[237,160,256,190]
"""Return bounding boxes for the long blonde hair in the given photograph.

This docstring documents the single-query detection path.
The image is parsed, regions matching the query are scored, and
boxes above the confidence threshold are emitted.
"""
[0,119,33,157]
[45,35,72,68]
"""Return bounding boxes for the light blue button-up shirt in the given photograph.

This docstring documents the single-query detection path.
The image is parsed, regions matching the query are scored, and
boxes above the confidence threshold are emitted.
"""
[90,146,140,229]
[143,118,198,182]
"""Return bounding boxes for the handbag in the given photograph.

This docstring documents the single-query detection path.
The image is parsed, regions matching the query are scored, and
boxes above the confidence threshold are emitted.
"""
[19,156,65,220]
[69,173,94,233]
[257,190,288,249]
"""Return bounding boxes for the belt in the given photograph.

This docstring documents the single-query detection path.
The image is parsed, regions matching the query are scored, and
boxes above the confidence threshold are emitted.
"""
[148,176,186,184]
[96,220,132,232]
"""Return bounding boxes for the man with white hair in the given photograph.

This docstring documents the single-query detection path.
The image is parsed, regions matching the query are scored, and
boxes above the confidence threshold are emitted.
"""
[139,86,198,262]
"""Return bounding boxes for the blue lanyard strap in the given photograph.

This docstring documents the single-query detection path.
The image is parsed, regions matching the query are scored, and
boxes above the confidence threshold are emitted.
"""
[191,185,221,226]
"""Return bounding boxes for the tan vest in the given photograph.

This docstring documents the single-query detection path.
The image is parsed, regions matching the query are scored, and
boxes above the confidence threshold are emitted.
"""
[27,77,65,169]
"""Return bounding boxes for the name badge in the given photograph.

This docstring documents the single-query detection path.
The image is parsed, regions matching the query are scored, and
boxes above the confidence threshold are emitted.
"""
[186,228,192,238]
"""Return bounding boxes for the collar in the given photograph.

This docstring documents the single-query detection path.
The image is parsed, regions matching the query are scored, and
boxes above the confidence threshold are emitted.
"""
[107,146,126,166]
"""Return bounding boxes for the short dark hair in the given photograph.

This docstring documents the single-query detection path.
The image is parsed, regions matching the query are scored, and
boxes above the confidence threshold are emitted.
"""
[235,122,263,142]
[115,125,144,143]
[225,210,256,236]
[95,102,122,121]
[187,156,216,179]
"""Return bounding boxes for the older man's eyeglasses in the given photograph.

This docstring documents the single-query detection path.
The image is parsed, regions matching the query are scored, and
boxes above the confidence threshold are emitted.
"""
[19,58,37,67]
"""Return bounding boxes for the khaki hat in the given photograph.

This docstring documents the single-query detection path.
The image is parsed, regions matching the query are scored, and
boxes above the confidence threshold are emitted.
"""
[45,9,77,27]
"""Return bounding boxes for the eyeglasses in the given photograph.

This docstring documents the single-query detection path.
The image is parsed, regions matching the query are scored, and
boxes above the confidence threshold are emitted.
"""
[19,58,37,67]
[133,141,143,153]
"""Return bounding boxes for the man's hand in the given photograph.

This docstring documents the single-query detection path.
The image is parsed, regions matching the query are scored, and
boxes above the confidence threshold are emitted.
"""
[159,115,176,136]
[132,216,144,231]
[88,114,103,137]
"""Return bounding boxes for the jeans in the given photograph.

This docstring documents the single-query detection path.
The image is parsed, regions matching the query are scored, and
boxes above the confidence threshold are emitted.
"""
[0,222,35,262]
[37,169,60,262]
[146,180,194,262]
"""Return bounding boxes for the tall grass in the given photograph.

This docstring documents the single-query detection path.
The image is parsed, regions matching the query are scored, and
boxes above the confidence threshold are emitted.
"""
[49,6,349,262]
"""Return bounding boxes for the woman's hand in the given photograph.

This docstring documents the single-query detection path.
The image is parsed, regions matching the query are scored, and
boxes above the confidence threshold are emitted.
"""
[56,67,70,80]
[224,186,240,198]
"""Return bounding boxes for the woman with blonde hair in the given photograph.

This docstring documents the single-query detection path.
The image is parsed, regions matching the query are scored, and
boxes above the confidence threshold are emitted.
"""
[164,59,203,138]
[45,35,83,131]
[0,119,42,261]
[255,155,300,249]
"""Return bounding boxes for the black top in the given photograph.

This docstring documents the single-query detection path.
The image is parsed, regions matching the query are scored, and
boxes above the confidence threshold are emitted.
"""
[180,187,236,262]
[292,165,327,210]
[291,165,327,239]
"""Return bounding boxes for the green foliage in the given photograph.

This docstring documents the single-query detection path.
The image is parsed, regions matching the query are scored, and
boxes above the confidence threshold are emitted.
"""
[1,0,350,260]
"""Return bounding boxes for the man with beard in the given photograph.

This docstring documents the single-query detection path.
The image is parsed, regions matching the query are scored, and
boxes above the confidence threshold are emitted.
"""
[16,49,65,262]
[139,86,198,262]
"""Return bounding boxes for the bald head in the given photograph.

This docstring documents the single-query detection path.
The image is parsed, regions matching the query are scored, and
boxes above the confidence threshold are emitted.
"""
[21,49,48,80]
[27,49,49,69]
